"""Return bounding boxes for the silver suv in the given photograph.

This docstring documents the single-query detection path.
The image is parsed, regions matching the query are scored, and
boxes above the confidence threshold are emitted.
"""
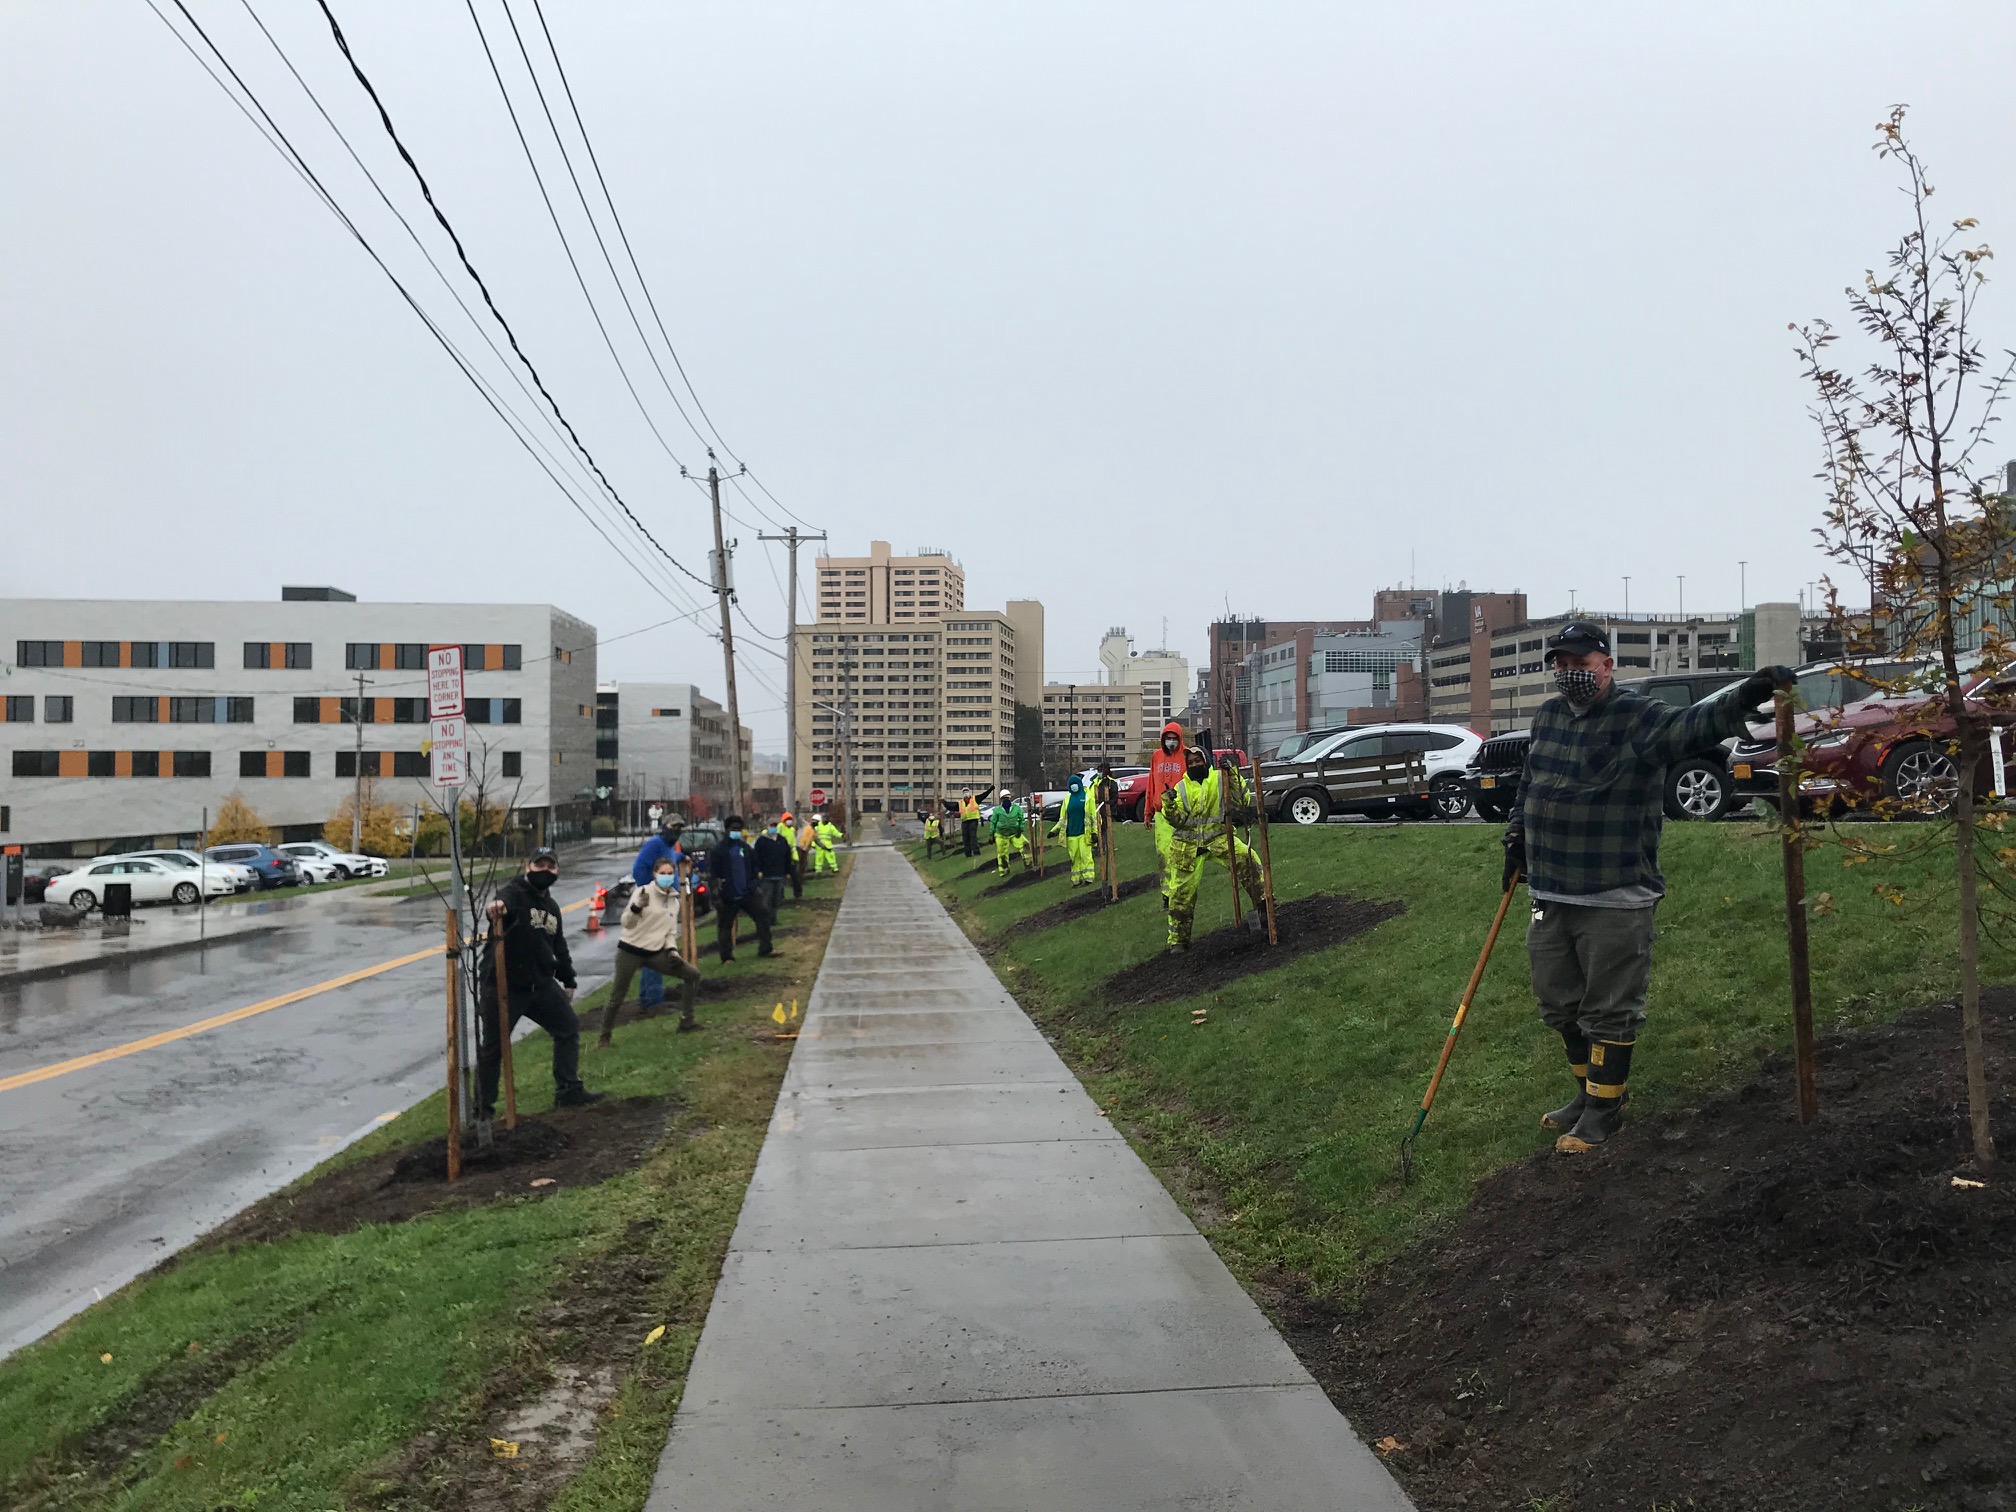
[1265,723,1484,823]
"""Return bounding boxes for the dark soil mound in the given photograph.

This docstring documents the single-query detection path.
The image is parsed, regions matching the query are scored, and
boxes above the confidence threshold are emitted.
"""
[1298,993,2016,1512]
[959,861,997,879]
[1019,872,1161,931]
[1102,893,1403,1006]
[205,1096,674,1246]
[982,865,1059,895]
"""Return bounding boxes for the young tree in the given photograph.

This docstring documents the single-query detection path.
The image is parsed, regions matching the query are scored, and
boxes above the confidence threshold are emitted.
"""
[204,793,273,846]
[324,779,407,856]
[1793,106,2015,1168]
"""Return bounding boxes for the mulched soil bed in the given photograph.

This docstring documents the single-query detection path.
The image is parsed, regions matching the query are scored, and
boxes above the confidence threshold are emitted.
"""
[1296,992,2016,1512]
[203,1095,675,1247]
[981,864,1060,895]
[1101,893,1403,1006]
[1017,871,1161,931]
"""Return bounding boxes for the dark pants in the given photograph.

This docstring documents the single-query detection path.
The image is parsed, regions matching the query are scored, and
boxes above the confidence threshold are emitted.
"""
[605,945,700,1032]
[1527,901,1657,1044]
[716,891,774,961]
[639,967,665,1007]
[478,975,582,1113]
[789,859,803,899]
[762,876,787,917]
[961,818,980,856]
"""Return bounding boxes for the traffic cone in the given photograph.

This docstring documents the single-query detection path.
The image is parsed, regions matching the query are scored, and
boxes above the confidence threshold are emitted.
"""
[587,882,607,932]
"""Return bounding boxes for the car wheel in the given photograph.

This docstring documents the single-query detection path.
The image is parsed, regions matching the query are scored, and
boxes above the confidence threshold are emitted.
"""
[1430,775,1472,820]
[1286,789,1331,826]
[1474,796,1508,822]
[1881,740,1960,816]
[1665,759,1731,822]
[172,882,200,905]
[70,889,96,913]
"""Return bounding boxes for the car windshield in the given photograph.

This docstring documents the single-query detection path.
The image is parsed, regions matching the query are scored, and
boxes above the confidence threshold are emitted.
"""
[1794,661,1927,709]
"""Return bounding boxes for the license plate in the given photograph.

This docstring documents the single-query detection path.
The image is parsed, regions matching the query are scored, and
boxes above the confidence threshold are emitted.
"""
[1478,776,1496,789]
[1733,764,1752,779]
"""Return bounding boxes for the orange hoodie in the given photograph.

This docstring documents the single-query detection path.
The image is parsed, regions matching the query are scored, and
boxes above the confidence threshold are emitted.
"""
[1144,720,1189,820]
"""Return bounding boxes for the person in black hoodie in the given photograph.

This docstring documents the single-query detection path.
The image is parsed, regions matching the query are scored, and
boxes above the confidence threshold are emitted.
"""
[752,815,795,920]
[707,815,774,964]
[478,848,602,1114]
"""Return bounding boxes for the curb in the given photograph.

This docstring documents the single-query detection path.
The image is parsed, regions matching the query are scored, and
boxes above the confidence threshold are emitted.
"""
[0,924,289,990]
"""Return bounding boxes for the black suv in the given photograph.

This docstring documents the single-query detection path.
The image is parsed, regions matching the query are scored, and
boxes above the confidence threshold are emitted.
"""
[1465,671,1750,823]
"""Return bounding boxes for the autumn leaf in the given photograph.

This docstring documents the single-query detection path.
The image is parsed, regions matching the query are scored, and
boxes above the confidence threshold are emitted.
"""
[489,1438,520,1459]
[1812,891,1835,918]
[644,1325,667,1346]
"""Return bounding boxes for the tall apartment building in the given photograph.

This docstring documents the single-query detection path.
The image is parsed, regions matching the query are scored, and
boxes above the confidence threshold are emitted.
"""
[592,682,753,822]
[815,541,965,623]
[791,610,1020,815]
[1040,683,1143,771]
[1,590,597,855]
[1097,628,1188,745]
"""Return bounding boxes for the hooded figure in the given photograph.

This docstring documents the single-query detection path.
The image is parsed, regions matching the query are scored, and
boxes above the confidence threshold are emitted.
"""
[1145,720,1189,856]
[1048,773,1097,885]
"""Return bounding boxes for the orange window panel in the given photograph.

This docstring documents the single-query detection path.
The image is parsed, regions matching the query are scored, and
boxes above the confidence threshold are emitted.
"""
[115,751,133,778]
[158,696,172,722]
[63,641,82,668]
[271,641,287,668]
[375,698,393,723]
[321,696,339,724]
[58,750,87,778]
[380,643,396,671]
[267,750,283,778]
[159,750,174,778]
[119,642,133,669]
[485,643,505,670]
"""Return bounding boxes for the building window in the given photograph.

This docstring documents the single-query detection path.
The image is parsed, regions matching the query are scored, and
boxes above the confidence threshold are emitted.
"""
[168,642,214,669]
[596,738,619,760]
[15,641,62,667]
[392,751,426,778]
[346,643,380,670]
[245,642,270,669]
[169,698,214,723]
[82,641,122,667]
[172,751,211,777]
[239,750,264,778]
[284,750,310,777]
[113,696,159,723]
[464,644,487,671]
[464,698,521,725]
[87,750,116,777]
[335,750,358,778]
[11,750,57,776]
[501,751,521,778]
[294,697,321,723]
[3,696,32,722]
[44,696,73,723]
[392,697,426,723]
[131,751,159,777]
[394,643,427,670]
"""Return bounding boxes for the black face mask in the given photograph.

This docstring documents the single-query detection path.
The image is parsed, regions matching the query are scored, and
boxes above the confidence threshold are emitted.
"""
[1186,762,1209,782]
[1554,667,1601,705]
[525,869,557,891]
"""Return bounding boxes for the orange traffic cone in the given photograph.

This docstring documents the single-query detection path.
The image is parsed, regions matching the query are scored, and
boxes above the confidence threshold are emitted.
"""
[587,882,607,932]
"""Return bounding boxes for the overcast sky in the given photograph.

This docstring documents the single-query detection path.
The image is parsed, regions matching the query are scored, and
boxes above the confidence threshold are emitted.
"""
[7,1,2016,751]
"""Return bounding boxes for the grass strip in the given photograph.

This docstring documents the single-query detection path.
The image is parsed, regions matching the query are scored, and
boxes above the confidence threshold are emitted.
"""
[910,819,2011,1296]
[0,863,846,1512]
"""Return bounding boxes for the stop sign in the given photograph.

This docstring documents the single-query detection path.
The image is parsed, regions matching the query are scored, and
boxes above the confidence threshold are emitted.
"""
[809,787,827,806]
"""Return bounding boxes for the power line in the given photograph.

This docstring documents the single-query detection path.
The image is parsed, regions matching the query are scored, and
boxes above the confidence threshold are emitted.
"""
[310,0,710,589]
[149,0,700,618]
[523,0,822,529]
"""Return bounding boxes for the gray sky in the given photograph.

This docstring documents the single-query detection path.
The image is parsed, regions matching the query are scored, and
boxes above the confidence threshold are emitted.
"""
[7,1,2016,751]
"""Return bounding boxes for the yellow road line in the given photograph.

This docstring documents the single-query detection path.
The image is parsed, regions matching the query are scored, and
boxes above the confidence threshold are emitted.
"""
[0,894,597,1096]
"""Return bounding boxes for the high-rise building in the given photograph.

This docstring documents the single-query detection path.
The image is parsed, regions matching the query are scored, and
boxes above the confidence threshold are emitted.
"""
[1097,628,1189,746]
[792,610,1022,816]
[592,682,753,822]
[1,590,597,854]
[815,542,965,623]
[1040,683,1143,771]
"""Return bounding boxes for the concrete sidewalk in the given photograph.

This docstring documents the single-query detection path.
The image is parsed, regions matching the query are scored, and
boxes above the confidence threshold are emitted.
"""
[645,846,1412,1511]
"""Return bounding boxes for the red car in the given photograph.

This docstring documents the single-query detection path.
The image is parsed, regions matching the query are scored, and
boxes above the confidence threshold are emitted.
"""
[1727,659,2016,816]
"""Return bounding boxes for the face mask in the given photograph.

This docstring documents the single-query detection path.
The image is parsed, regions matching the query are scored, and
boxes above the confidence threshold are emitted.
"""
[1163,738,1178,753]
[728,828,743,840]
[1554,667,1601,705]
[655,873,678,891]
[1186,762,1209,782]
[526,870,557,891]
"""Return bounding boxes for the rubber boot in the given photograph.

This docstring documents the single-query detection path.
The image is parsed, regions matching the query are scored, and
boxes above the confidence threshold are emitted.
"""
[1541,1030,1591,1132]
[1556,1038,1632,1153]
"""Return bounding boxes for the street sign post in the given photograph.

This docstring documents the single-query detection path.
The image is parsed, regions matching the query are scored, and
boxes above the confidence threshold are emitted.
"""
[427,644,465,719]
[809,787,827,807]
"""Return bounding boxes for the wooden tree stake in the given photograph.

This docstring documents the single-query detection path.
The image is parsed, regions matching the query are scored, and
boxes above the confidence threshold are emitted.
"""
[444,905,463,1181]
[492,923,517,1130]
[1776,689,1819,1123]
[1250,755,1279,945]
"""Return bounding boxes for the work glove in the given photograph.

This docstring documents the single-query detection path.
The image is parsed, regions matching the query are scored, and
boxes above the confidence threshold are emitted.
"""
[1736,665,1797,718]
[1502,829,1525,891]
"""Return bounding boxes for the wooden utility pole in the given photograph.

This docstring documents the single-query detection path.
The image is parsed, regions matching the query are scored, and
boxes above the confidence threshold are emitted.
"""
[1249,754,1279,944]
[700,454,747,812]
[1776,688,1819,1122]
[758,526,827,813]
[350,670,372,853]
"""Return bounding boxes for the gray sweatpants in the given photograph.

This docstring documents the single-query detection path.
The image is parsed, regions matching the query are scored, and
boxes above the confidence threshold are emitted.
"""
[1527,901,1656,1044]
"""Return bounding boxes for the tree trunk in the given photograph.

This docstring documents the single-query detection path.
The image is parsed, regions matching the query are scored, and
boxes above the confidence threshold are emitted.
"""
[1952,718,1997,1168]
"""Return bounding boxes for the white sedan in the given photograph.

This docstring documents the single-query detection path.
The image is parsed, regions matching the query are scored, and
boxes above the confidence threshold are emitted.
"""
[48,858,233,912]
[123,849,256,893]
[285,854,344,885]
[278,841,388,879]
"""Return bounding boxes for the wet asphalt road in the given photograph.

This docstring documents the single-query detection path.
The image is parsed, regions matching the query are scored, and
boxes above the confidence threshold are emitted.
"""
[0,886,622,1360]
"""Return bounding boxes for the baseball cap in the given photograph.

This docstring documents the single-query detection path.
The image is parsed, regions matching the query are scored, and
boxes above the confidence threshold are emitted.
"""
[529,846,559,865]
[1544,621,1611,660]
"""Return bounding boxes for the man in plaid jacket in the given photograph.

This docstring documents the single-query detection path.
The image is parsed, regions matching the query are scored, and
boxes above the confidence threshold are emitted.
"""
[1503,622,1786,1153]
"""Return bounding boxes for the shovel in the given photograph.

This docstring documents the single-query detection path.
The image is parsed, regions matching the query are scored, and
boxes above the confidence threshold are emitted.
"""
[1399,872,1519,1184]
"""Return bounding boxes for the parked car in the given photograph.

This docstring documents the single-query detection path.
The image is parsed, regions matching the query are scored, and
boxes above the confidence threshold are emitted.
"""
[1263,725,1478,823]
[121,849,256,894]
[1726,658,2010,818]
[21,862,75,905]
[205,843,302,890]
[1268,726,1351,763]
[48,857,233,912]
[289,854,343,885]
[278,840,388,879]
[1465,672,1754,823]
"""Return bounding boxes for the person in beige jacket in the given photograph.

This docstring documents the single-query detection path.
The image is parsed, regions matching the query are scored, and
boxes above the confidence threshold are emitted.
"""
[599,856,702,1046]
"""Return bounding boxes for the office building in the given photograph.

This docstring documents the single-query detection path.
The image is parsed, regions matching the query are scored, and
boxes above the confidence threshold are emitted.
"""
[1,590,597,855]
[815,542,965,623]
[1040,683,1143,772]
[1238,624,1428,754]
[592,682,754,823]
[1097,628,1188,745]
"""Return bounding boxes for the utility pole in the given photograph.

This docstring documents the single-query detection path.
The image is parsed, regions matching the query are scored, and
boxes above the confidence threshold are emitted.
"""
[351,670,372,852]
[759,525,827,812]
[694,452,747,813]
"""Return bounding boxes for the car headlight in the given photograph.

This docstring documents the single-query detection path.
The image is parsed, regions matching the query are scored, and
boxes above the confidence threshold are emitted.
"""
[1804,730,1855,751]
